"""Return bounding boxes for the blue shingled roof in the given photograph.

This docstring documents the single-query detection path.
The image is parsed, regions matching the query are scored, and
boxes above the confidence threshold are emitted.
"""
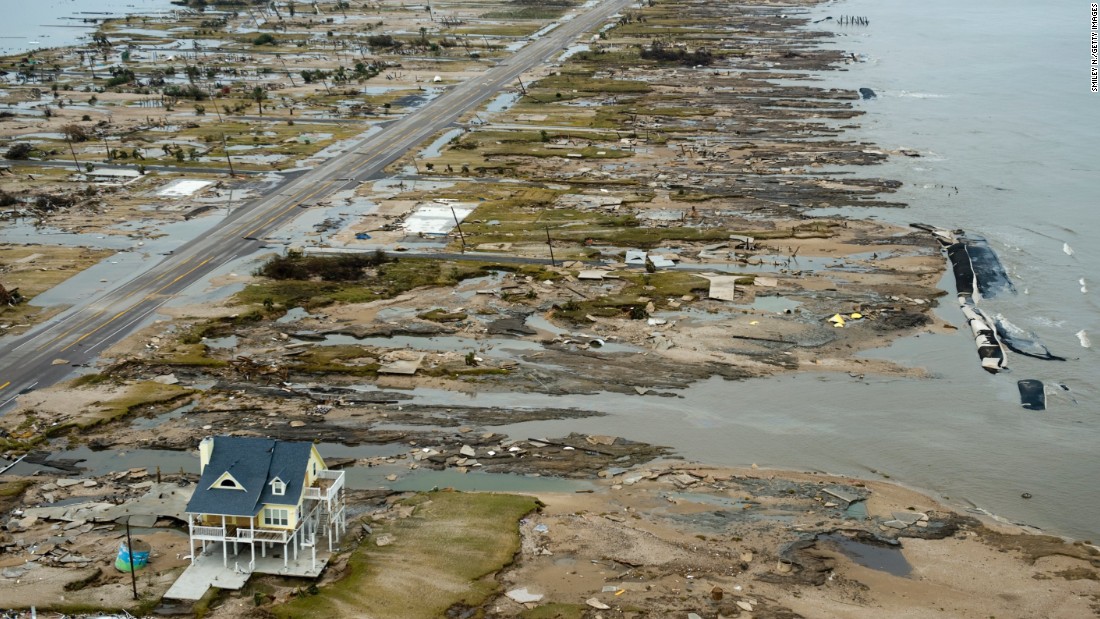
[186,437,315,517]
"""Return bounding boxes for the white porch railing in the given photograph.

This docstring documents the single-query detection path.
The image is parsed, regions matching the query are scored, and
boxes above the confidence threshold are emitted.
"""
[192,525,226,540]
[232,527,289,544]
[192,524,290,544]
[304,469,345,501]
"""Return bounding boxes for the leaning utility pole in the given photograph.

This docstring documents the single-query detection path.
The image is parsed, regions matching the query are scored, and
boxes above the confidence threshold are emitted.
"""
[221,134,235,177]
[545,227,556,266]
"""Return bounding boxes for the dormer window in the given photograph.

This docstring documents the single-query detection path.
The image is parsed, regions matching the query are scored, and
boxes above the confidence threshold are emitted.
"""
[271,478,286,496]
[211,471,245,491]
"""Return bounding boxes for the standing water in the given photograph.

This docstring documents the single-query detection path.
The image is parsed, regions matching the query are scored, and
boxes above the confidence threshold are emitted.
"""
[2,0,180,55]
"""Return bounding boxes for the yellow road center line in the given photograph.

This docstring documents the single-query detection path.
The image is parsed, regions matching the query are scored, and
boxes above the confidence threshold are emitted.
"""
[35,253,200,352]
[60,257,213,353]
[241,180,336,239]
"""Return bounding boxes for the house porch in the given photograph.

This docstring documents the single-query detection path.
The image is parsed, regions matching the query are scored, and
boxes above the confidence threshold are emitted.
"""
[163,540,332,601]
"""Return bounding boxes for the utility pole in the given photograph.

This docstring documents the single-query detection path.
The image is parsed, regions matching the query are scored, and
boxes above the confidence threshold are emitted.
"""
[451,207,466,253]
[125,517,138,600]
[208,87,223,122]
[545,226,556,266]
[221,134,235,177]
[66,138,82,173]
[278,55,297,86]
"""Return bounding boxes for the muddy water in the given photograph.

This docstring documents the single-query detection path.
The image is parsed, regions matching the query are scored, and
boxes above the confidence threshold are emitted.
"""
[780,0,1098,538]
[819,533,911,577]
[392,292,1096,539]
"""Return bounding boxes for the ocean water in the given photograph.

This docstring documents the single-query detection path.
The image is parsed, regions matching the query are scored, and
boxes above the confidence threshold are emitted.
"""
[0,0,1097,538]
[457,0,1097,539]
[784,0,1099,536]
[1,0,178,55]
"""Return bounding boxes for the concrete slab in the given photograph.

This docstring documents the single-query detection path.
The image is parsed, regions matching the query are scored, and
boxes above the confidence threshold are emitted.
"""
[649,255,676,269]
[821,487,860,506]
[702,275,739,301]
[402,204,474,235]
[157,179,212,197]
[164,548,250,601]
[378,354,425,375]
[165,541,331,601]
[624,250,647,266]
[126,514,159,528]
[24,483,192,526]
[506,587,544,603]
[24,502,115,523]
[730,234,755,249]
[891,511,925,524]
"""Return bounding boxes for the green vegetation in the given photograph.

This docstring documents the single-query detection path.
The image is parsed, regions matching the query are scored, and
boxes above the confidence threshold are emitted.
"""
[287,345,379,377]
[482,0,575,20]
[85,382,194,429]
[178,309,264,345]
[450,187,840,253]
[457,196,736,252]
[0,435,46,454]
[39,381,193,439]
[271,492,539,618]
[155,343,230,368]
[526,72,651,104]
[417,308,468,322]
[258,250,390,281]
[70,372,113,387]
[0,479,33,499]
[553,271,713,324]
[238,255,551,311]
[0,246,114,333]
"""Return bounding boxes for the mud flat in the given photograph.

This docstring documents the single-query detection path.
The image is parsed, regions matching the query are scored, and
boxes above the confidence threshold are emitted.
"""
[1,460,1097,617]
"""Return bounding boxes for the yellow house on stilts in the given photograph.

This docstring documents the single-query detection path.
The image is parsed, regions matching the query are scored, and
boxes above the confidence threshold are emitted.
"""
[165,436,346,601]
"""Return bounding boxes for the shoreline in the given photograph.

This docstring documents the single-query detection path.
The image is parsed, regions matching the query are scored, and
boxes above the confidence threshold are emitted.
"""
[1,0,182,57]
[3,458,1097,616]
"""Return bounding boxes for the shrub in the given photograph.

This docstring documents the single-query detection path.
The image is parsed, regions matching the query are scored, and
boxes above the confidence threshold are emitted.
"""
[4,143,33,160]
[258,251,392,281]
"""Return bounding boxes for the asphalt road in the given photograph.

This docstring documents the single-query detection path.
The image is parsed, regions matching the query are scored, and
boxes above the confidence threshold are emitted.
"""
[0,0,634,410]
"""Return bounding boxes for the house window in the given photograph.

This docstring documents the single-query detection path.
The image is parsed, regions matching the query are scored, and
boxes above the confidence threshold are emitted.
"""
[271,479,285,496]
[212,472,244,491]
[263,508,289,527]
